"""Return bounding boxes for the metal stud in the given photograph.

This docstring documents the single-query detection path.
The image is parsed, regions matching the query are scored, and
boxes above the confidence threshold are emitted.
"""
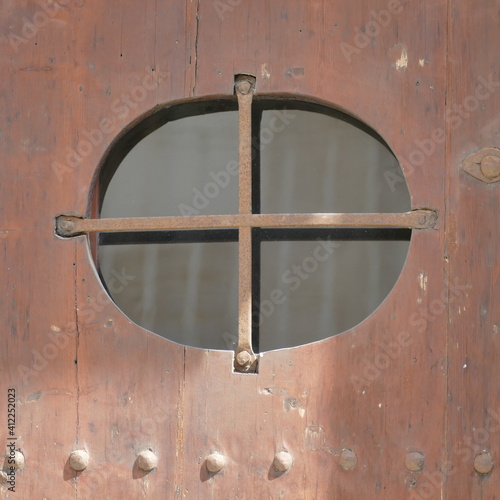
[481,155,500,180]
[206,452,226,474]
[339,449,358,471]
[236,350,252,367]
[273,451,293,473]
[474,452,494,474]
[405,451,425,472]
[137,450,158,472]
[69,450,90,471]
[10,450,25,470]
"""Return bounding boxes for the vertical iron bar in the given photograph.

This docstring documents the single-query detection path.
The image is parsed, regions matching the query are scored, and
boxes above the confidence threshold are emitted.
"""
[235,75,257,372]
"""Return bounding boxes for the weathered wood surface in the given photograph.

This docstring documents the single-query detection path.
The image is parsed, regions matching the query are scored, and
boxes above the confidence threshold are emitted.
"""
[0,0,496,498]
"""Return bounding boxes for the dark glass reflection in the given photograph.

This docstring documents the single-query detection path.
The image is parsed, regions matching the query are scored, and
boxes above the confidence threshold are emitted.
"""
[260,109,410,214]
[258,239,410,351]
[101,111,239,218]
[99,242,239,349]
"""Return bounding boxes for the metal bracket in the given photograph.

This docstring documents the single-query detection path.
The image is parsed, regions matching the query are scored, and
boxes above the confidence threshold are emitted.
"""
[462,147,500,183]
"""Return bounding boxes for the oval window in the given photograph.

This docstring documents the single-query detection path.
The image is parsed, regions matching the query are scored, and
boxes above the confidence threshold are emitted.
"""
[96,97,411,352]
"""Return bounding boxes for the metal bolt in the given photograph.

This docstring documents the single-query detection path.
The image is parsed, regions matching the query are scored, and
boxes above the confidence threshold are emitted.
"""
[405,451,425,472]
[480,155,500,179]
[13,451,25,470]
[137,450,158,472]
[339,449,358,471]
[474,452,494,474]
[60,219,75,232]
[236,350,252,367]
[206,452,226,474]
[273,451,293,473]
[69,450,90,471]
[236,80,252,94]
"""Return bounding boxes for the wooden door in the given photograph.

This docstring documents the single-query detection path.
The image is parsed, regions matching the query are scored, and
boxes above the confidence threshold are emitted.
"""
[1,1,499,498]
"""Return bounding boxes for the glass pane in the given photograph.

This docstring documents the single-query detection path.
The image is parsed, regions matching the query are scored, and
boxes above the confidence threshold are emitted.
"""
[260,109,410,214]
[99,241,238,349]
[101,111,239,218]
[258,239,410,351]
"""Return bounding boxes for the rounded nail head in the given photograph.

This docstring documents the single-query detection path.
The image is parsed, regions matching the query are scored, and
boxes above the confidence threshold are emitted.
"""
[236,350,252,367]
[273,451,293,473]
[69,450,90,471]
[339,449,358,471]
[206,452,226,474]
[13,451,25,470]
[480,155,500,179]
[405,451,425,472]
[137,450,158,472]
[474,452,494,474]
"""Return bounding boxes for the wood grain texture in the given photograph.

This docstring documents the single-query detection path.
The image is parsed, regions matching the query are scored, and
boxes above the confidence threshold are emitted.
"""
[445,0,500,498]
[2,0,494,498]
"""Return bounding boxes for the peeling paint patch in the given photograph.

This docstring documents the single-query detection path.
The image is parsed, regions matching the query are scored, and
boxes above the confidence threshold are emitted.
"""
[261,63,271,80]
[418,272,428,291]
[26,391,42,402]
[395,48,408,71]
[419,58,426,67]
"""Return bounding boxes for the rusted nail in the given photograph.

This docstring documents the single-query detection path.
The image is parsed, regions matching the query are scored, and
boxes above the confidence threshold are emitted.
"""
[273,451,293,473]
[339,449,358,470]
[137,450,158,472]
[236,350,252,367]
[69,450,90,471]
[474,452,494,474]
[405,451,425,471]
[480,155,500,180]
[206,452,226,474]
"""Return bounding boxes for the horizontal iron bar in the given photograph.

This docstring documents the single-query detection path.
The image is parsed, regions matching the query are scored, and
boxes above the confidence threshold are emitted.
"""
[56,210,437,237]
[99,227,412,245]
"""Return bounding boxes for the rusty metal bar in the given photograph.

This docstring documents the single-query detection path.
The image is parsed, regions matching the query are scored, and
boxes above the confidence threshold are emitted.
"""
[235,74,257,372]
[56,210,438,237]
[236,226,255,370]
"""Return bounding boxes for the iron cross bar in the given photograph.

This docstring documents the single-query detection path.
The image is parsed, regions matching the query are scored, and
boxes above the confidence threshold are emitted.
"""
[55,74,438,373]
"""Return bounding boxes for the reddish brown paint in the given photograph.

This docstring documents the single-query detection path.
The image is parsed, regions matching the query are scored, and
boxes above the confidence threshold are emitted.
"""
[0,1,498,499]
